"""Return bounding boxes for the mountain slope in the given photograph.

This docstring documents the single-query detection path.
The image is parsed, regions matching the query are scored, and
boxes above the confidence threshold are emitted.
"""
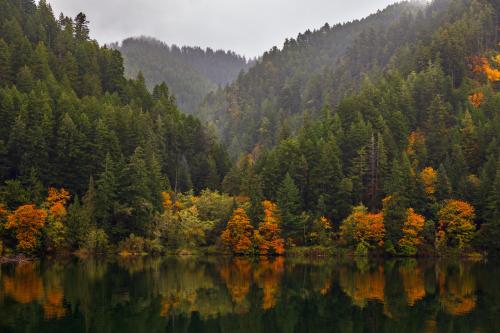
[198,1,466,156]
[114,37,251,113]
[220,0,500,252]
[0,0,230,242]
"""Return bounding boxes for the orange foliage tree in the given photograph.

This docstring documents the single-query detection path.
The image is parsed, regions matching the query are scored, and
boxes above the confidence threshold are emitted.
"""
[420,167,437,196]
[398,208,425,255]
[468,92,484,108]
[46,188,70,208]
[437,200,476,250]
[221,208,254,254]
[473,55,500,82]
[6,204,47,252]
[340,205,385,254]
[44,188,71,251]
[254,201,285,255]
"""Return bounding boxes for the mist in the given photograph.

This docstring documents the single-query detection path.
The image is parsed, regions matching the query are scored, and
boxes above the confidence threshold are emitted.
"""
[45,0,402,58]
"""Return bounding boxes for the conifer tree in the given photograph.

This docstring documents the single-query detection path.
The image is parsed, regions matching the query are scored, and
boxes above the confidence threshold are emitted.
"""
[277,173,303,243]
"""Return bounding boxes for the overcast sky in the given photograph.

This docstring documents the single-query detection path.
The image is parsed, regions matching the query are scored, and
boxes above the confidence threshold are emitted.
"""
[45,0,400,58]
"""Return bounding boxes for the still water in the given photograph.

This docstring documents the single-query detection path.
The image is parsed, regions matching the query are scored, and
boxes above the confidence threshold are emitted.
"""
[0,256,499,332]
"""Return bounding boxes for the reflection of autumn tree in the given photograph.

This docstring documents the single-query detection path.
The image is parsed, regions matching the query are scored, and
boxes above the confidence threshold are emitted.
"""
[310,267,334,296]
[339,264,385,307]
[43,286,66,320]
[2,261,68,320]
[2,262,44,304]
[158,258,233,319]
[400,261,426,306]
[254,257,285,310]
[438,262,477,316]
[219,258,252,305]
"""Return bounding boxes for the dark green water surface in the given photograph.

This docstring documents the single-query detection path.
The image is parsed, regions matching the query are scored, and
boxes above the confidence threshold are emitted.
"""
[0,256,499,332]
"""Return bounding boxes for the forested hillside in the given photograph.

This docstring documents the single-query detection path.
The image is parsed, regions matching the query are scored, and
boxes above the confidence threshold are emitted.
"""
[198,0,496,156]
[114,37,251,113]
[220,0,500,255]
[0,0,499,258]
[0,0,230,251]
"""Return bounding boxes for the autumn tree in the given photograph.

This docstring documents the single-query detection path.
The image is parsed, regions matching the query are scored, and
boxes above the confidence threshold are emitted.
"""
[221,208,254,254]
[6,204,47,252]
[254,201,285,255]
[44,187,71,251]
[398,208,425,255]
[436,200,476,250]
[420,167,437,197]
[340,205,385,256]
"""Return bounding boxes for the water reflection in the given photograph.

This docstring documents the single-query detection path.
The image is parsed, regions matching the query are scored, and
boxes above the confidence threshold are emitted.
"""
[0,256,499,332]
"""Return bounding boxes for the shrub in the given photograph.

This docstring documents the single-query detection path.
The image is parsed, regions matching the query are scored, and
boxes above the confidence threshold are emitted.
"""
[118,234,145,256]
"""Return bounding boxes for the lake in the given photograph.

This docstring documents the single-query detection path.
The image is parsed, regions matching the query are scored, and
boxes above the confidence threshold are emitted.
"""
[0,256,499,332]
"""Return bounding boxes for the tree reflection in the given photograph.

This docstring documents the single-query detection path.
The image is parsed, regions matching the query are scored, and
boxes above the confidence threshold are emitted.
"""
[399,260,426,306]
[0,257,493,332]
[3,262,44,304]
[254,257,285,310]
[339,263,385,307]
[438,261,477,315]
[43,286,66,320]
[219,257,252,306]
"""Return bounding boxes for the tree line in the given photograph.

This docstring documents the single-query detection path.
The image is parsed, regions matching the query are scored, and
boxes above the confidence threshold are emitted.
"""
[0,0,499,258]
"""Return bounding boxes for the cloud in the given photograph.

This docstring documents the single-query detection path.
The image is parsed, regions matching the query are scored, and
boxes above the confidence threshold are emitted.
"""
[45,0,399,58]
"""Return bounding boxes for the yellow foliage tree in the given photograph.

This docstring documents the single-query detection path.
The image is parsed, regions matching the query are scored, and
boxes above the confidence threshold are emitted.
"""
[46,187,70,207]
[45,188,71,252]
[420,167,438,196]
[6,204,47,252]
[398,208,425,255]
[254,201,285,255]
[437,200,476,250]
[221,208,254,254]
[473,56,500,82]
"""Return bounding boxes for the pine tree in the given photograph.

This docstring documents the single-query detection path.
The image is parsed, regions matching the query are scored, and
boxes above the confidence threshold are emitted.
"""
[277,173,303,243]
[436,163,452,202]
[74,13,89,41]
[310,138,343,217]
[95,154,118,227]
[0,38,12,85]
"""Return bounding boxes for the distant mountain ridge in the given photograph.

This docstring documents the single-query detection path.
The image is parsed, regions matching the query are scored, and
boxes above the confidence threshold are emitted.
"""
[113,37,252,113]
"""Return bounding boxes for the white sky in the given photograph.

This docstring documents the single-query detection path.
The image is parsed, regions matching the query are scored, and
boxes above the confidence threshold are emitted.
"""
[45,0,401,58]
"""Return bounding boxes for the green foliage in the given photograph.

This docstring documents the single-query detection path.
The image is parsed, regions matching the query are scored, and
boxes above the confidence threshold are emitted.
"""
[118,234,145,256]
[0,0,231,253]
[83,228,109,254]
[277,173,304,243]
